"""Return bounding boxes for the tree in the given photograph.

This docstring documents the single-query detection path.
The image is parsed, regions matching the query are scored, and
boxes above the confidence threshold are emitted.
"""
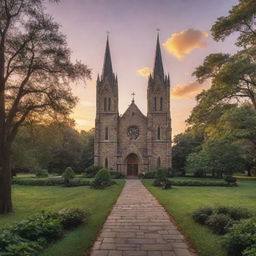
[205,105,256,176]
[189,0,256,125]
[186,140,246,178]
[211,0,256,47]
[172,131,203,175]
[0,0,91,213]
[80,129,94,170]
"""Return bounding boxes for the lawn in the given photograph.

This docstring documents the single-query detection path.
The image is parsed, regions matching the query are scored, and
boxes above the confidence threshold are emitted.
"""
[0,181,125,256]
[143,177,256,256]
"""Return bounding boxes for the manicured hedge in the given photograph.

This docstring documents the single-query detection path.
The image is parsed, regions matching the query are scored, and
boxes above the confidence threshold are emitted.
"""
[12,178,91,187]
[0,209,87,256]
[170,180,228,187]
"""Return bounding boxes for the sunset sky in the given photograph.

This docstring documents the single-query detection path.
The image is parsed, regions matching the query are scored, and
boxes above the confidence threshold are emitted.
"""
[46,0,238,136]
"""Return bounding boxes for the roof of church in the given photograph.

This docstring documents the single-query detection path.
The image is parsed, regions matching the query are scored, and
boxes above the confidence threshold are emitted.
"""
[102,36,114,82]
[120,101,147,120]
[153,34,164,81]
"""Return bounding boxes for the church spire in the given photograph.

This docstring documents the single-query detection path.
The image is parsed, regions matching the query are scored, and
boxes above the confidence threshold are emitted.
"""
[102,35,114,81]
[153,32,164,81]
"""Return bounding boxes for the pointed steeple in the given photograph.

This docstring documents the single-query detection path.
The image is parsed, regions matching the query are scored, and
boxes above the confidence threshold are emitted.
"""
[102,35,114,81]
[153,33,164,81]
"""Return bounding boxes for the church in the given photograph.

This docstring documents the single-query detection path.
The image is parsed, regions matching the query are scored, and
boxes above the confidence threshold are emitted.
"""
[94,35,172,176]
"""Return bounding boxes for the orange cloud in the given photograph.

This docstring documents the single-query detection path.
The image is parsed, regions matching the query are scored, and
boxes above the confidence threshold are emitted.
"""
[163,28,208,60]
[172,81,207,98]
[137,67,152,77]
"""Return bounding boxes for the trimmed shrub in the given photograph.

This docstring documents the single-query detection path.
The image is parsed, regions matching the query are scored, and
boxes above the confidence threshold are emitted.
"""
[12,178,91,187]
[192,206,214,225]
[225,175,237,186]
[170,180,228,187]
[162,179,172,189]
[206,213,233,234]
[110,171,125,179]
[58,208,87,229]
[223,218,256,256]
[142,171,156,179]
[36,169,48,178]
[62,167,75,186]
[152,168,168,186]
[216,206,252,221]
[91,168,113,189]
[84,165,102,178]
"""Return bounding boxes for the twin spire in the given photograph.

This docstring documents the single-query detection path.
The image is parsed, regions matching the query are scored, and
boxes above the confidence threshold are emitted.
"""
[100,33,168,84]
[102,36,114,81]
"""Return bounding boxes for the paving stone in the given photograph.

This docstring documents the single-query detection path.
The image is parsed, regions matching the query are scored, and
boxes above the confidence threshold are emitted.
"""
[89,180,196,256]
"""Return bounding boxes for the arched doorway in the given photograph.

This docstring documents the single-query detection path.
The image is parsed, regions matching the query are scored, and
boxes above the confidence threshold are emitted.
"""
[126,153,139,176]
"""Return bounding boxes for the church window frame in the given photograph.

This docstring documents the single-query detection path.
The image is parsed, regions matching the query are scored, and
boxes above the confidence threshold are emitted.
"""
[157,127,161,140]
[157,157,161,167]
[154,96,157,111]
[104,97,107,111]
[160,97,163,111]
[108,98,111,111]
[105,158,108,168]
[105,127,109,140]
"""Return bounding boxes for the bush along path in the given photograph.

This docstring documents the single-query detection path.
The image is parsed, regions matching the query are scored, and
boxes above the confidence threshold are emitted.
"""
[89,179,197,256]
[0,209,87,256]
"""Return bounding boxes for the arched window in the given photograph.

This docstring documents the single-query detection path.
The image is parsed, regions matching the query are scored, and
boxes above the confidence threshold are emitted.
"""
[105,127,109,140]
[157,157,161,167]
[160,97,163,111]
[105,158,108,168]
[108,98,111,111]
[104,97,107,111]
[154,96,157,111]
[157,127,161,140]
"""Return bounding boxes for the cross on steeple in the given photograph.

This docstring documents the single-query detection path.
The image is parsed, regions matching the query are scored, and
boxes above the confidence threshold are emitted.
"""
[131,92,135,103]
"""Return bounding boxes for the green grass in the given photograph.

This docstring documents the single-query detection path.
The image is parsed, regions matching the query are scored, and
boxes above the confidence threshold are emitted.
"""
[0,181,125,256]
[143,178,256,256]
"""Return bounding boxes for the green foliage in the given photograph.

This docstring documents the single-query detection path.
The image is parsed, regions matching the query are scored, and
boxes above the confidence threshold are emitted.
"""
[0,208,87,256]
[215,206,252,221]
[192,207,214,224]
[80,129,95,170]
[170,180,228,187]
[172,132,203,175]
[12,177,92,187]
[223,218,256,256]
[211,0,256,47]
[206,213,233,235]
[186,139,246,178]
[62,167,75,185]
[192,205,253,235]
[141,171,156,179]
[84,165,102,178]
[91,168,113,189]
[225,176,237,185]
[36,169,49,178]
[58,208,87,229]
[152,168,167,186]
[152,169,171,189]
[110,171,125,179]
[11,212,63,242]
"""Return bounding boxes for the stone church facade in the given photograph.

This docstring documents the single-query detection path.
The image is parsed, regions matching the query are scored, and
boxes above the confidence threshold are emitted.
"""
[94,35,172,176]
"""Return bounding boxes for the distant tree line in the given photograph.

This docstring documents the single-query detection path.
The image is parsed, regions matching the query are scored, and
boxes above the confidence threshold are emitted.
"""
[172,0,256,177]
[11,120,94,175]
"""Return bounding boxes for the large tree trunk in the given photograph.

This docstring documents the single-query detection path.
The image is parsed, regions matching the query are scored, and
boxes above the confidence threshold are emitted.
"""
[0,147,12,213]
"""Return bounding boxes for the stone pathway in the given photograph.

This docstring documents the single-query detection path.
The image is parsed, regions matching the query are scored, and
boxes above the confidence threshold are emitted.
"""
[89,180,196,256]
